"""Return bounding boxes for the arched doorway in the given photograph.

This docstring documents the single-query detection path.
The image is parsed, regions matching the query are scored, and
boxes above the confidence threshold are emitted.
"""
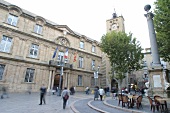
[53,74,63,90]
[111,79,118,89]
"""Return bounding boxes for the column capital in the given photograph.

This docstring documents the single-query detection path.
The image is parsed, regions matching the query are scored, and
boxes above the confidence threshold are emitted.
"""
[49,67,55,71]
[144,12,154,20]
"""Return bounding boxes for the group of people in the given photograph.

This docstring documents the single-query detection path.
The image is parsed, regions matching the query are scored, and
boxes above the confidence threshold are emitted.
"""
[94,86,105,101]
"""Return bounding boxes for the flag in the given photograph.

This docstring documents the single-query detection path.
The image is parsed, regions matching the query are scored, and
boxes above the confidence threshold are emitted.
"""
[73,52,77,62]
[52,47,58,59]
[64,48,68,59]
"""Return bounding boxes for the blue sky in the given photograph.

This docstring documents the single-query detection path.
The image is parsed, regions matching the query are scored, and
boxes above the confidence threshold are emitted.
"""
[5,0,156,49]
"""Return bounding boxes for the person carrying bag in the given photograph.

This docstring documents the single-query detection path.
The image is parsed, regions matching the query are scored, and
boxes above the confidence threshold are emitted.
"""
[61,87,70,109]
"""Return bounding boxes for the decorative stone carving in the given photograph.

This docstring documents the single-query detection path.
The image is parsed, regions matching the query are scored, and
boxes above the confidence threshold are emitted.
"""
[55,36,70,47]
[86,54,90,58]
[8,5,23,16]
[35,16,46,25]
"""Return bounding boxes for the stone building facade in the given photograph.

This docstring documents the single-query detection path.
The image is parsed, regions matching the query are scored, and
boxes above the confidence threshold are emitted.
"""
[0,0,105,92]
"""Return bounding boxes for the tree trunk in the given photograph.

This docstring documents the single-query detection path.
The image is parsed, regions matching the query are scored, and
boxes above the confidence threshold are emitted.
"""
[118,79,123,93]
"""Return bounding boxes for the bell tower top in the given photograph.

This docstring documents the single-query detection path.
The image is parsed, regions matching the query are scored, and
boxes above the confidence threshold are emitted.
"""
[106,9,125,33]
[112,9,117,19]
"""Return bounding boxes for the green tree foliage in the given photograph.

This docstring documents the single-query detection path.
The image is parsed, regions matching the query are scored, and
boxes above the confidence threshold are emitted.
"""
[154,0,170,62]
[100,31,144,83]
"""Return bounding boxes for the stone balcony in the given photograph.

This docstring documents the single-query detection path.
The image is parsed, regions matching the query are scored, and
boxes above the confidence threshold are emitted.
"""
[49,60,73,69]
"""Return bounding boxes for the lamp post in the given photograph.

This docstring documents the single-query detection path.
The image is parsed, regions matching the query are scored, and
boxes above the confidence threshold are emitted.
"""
[93,65,100,86]
[57,57,64,96]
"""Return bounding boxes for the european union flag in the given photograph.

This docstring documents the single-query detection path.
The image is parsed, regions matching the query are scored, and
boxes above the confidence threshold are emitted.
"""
[52,47,58,59]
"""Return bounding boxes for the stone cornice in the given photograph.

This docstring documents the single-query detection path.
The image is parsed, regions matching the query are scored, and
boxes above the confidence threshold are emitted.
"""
[0,55,49,67]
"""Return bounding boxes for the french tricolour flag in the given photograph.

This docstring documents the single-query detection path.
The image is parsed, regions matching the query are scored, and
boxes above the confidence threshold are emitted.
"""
[64,48,68,59]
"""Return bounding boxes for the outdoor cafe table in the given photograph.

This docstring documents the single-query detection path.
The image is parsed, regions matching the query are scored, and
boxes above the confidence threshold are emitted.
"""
[127,95,139,108]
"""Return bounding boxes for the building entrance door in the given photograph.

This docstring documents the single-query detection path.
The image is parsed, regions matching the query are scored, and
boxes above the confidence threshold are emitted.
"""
[54,74,63,91]
[111,79,118,89]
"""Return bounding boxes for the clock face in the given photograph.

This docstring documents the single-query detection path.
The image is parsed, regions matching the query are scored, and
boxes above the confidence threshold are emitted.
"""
[111,24,117,30]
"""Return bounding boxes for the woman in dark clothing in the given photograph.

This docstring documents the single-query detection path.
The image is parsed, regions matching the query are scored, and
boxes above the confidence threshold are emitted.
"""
[39,84,47,105]
[94,86,99,100]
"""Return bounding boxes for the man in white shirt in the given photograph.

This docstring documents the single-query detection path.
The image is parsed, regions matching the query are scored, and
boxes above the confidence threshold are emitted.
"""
[98,87,105,101]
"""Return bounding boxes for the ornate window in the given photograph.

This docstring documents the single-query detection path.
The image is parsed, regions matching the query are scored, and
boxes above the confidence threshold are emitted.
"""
[24,68,35,83]
[33,16,46,35]
[0,35,12,53]
[0,64,5,80]
[92,45,95,53]
[34,24,42,34]
[6,5,22,27]
[7,14,18,26]
[78,75,82,86]
[92,60,95,70]
[29,44,39,58]
[80,41,84,49]
[79,56,83,68]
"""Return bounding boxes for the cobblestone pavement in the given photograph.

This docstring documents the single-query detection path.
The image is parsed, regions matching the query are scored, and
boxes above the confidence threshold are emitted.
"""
[1,92,169,113]
[0,92,77,113]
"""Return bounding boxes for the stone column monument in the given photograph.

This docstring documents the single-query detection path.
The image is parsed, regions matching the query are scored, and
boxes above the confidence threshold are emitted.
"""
[144,5,170,97]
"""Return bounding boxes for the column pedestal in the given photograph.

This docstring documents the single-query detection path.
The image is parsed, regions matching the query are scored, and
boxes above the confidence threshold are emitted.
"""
[148,67,167,97]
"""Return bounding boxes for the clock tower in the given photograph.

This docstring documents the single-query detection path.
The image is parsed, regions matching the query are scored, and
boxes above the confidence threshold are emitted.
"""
[106,10,125,33]
[101,10,126,90]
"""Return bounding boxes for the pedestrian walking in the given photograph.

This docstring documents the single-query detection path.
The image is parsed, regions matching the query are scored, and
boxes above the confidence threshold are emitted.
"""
[70,86,75,95]
[39,84,47,105]
[61,87,70,109]
[94,86,99,100]
[1,86,9,99]
[85,87,90,95]
[98,87,105,101]
[111,87,117,100]
[74,86,76,94]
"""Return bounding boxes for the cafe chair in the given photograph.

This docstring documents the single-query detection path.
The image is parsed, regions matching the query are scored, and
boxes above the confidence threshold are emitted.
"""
[154,95,167,112]
[147,96,160,112]
[118,94,123,106]
[122,95,130,109]
[136,95,143,109]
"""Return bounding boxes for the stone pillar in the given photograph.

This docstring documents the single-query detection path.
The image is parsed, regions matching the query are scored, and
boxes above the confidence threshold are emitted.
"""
[68,72,70,90]
[51,70,55,90]
[144,5,169,97]
[65,72,68,88]
[47,70,52,92]
[144,10,160,66]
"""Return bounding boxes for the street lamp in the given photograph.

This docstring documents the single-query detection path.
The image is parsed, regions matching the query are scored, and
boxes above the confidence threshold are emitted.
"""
[57,57,65,96]
[93,65,100,86]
